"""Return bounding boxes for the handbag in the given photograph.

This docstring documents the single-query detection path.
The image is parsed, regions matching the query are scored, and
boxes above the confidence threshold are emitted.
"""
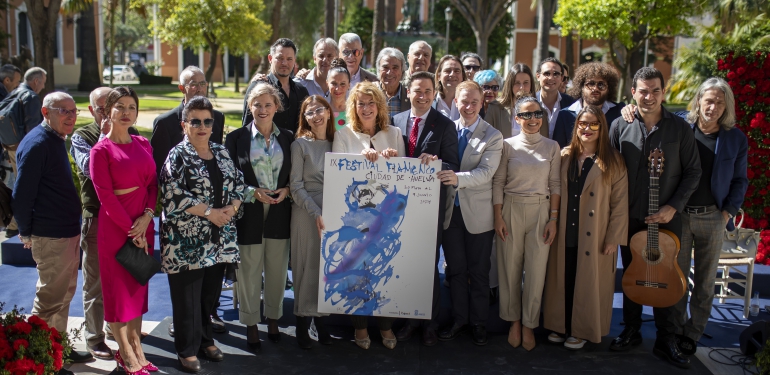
[115,237,161,286]
[721,209,760,259]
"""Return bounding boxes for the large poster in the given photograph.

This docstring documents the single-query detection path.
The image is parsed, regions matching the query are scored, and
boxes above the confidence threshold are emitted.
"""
[318,154,441,319]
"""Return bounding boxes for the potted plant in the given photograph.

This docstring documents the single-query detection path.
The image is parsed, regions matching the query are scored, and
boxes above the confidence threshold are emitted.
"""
[0,303,75,375]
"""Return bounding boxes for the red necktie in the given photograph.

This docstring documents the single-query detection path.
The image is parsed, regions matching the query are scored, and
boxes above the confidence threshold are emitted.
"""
[409,117,421,156]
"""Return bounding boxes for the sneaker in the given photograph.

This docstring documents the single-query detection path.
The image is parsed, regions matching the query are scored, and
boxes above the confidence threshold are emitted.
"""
[547,332,566,343]
[564,336,586,350]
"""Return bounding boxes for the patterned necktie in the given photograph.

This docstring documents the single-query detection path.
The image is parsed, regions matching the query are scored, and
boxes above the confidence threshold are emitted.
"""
[455,128,469,206]
[409,117,421,156]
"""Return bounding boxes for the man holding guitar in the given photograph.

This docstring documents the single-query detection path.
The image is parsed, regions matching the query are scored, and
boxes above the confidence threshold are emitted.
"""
[608,67,701,369]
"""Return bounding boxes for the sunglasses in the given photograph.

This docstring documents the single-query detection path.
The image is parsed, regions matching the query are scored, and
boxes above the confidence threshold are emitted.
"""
[482,85,500,92]
[342,49,363,58]
[516,110,544,120]
[540,71,562,78]
[585,81,608,91]
[576,121,601,131]
[186,118,215,128]
[304,107,326,118]
[464,65,481,72]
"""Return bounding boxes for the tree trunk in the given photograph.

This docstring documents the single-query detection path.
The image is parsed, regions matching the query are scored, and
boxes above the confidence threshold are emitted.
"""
[259,0,282,75]
[385,0,396,32]
[535,0,553,64]
[24,0,62,96]
[120,0,127,64]
[325,0,335,37]
[234,55,240,93]
[109,0,115,87]
[450,0,510,70]
[205,40,219,96]
[475,31,489,67]
[565,31,574,75]
[221,53,226,86]
[371,0,384,63]
[77,2,102,92]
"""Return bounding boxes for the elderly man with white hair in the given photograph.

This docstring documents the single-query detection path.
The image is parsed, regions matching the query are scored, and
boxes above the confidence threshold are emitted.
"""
[12,92,93,373]
[406,41,433,77]
[376,47,411,118]
[339,33,378,87]
[295,38,339,99]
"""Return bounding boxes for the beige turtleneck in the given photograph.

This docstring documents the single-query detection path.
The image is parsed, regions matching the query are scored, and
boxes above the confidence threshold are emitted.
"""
[492,131,561,205]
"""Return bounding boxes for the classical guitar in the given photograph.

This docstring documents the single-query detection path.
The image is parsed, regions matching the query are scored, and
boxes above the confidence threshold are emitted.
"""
[621,148,686,308]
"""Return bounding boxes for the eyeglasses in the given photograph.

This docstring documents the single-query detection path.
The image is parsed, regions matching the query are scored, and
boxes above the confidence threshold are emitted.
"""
[464,65,481,72]
[585,81,608,91]
[482,85,499,92]
[342,49,363,58]
[186,81,208,89]
[304,107,326,118]
[540,71,562,78]
[93,106,105,115]
[562,76,570,83]
[186,118,215,128]
[576,121,601,131]
[516,110,544,120]
[48,107,80,117]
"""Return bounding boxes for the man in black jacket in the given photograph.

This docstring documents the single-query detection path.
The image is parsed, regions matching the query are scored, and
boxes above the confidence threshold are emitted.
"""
[0,64,21,101]
[151,66,225,178]
[609,67,701,369]
[391,71,460,346]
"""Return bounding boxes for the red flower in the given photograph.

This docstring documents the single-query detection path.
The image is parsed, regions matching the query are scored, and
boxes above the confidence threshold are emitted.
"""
[0,340,13,360]
[4,358,37,375]
[738,67,747,76]
[34,364,44,375]
[764,206,770,215]
[761,219,770,229]
[26,315,48,329]
[48,327,61,342]
[12,339,28,351]
[8,321,32,335]
[758,252,766,263]
[757,112,767,120]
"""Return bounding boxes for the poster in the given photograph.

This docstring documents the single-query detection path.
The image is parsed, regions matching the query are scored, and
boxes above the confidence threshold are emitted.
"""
[317,154,441,319]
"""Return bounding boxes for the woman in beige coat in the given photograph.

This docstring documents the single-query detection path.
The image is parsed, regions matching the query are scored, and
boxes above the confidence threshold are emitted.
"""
[542,105,628,349]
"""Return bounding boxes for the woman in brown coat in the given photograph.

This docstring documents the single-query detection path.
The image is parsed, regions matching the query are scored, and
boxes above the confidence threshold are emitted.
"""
[542,105,628,349]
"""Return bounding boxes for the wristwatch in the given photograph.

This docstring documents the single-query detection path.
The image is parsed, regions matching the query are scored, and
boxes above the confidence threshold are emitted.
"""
[204,206,212,217]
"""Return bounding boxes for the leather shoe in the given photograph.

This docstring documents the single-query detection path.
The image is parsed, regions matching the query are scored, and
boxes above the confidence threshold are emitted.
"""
[54,369,74,375]
[5,229,18,238]
[65,350,93,363]
[246,324,261,352]
[653,337,691,369]
[168,323,175,337]
[87,342,114,360]
[210,314,227,334]
[471,325,488,346]
[422,328,438,347]
[609,325,642,351]
[396,324,418,342]
[438,323,468,341]
[199,346,224,362]
[177,354,201,373]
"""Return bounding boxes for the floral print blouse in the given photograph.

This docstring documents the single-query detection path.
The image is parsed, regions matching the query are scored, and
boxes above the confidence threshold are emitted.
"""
[249,122,284,191]
[159,138,246,274]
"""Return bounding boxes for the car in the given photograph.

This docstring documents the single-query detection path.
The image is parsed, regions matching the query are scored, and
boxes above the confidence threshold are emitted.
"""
[102,65,137,81]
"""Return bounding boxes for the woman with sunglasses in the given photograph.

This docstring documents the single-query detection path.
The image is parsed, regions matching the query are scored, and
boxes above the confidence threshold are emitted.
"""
[225,82,294,352]
[542,105,628,350]
[498,63,535,138]
[461,52,483,81]
[290,96,336,349]
[90,87,158,374]
[159,97,245,372]
[492,93,561,351]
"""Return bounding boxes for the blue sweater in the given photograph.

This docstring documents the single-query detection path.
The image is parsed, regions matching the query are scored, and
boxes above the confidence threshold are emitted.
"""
[11,124,81,238]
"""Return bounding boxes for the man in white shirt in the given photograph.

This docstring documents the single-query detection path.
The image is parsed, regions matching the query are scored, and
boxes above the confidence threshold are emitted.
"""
[534,57,576,138]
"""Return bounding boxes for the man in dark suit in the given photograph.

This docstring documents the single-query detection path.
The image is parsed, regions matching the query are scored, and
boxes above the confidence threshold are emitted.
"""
[552,62,626,148]
[535,57,576,139]
[151,66,224,178]
[391,71,460,346]
[150,65,225,334]
[242,38,309,131]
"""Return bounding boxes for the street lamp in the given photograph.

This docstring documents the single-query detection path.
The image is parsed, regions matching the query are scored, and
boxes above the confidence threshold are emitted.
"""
[444,6,452,54]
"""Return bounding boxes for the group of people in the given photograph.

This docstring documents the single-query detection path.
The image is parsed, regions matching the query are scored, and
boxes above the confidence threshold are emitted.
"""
[6,31,748,375]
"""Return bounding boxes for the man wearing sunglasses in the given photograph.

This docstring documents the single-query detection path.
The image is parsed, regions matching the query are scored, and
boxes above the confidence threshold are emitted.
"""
[551,62,626,148]
[339,33,378,88]
[535,57,576,139]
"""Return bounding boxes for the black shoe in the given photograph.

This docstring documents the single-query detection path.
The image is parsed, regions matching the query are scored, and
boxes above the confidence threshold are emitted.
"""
[422,327,438,347]
[609,325,642,351]
[267,318,281,343]
[438,323,468,341]
[676,334,697,356]
[5,229,18,238]
[199,346,224,362]
[55,369,74,375]
[314,317,333,345]
[87,342,114,360]
[178,354,201,373]
[472,325,488,346]
[210,314,227,334]
[295,316,312,350]
[396,324,418,342]
[168,323,175,337]
[285,276,293,290]
[653,337,691,369]
[65,349,93,363]
[246,324,261,352]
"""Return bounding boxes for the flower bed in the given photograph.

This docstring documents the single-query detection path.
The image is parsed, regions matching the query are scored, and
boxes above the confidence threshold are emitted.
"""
[0,304,73,375]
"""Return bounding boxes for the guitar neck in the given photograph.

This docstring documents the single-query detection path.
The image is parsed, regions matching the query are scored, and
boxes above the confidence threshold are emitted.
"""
[648,177,659,247]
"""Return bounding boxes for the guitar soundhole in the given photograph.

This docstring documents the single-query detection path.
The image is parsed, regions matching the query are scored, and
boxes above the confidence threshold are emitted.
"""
[642,247,663,265]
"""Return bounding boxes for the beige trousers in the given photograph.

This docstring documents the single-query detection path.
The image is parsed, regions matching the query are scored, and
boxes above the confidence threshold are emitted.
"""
[80,217,107,345]
[236,203,290,325]
[30,235,81,333]
[497,195,551,328]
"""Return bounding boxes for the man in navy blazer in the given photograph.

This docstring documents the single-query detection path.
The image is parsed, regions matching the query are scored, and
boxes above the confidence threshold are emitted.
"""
[534,57,576,139]
[552,62,626,148]
[391,71,460,346]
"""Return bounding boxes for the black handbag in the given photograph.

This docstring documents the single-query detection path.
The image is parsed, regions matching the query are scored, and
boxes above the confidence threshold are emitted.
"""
[115,238,161,286]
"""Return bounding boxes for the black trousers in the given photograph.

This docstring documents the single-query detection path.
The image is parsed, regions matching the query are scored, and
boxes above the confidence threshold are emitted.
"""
[168,263,227,357]
[619,217,681,339]
[407,194,445,330]
[443,206,494,326]
[350,316,395,331]
[565,246,578,336]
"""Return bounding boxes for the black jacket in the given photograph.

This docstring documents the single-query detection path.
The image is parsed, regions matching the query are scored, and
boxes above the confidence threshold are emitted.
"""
[224,125,294,244]
[552,101,626,148]
[241,74,309,132]
[150,100,225,178]
[391,107,460,172]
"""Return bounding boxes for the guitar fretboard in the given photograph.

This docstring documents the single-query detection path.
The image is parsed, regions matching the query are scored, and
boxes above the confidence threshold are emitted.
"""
[648,177,659,250]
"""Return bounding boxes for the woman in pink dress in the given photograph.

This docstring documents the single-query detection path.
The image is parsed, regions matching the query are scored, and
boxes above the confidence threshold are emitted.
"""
[91,86,158,375]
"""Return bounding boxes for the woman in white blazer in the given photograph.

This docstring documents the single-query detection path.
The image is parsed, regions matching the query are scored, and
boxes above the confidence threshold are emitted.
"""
[332,81,405,162]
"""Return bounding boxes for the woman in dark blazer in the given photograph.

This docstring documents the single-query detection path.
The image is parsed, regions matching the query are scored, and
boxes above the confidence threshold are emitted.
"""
[225,82,294,352]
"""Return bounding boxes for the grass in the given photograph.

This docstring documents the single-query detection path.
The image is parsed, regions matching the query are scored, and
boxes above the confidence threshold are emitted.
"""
[81,83,248,99]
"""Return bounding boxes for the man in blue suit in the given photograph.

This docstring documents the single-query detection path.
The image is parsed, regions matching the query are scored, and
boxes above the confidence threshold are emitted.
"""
[552,62,625,148]
[534,57,575,139]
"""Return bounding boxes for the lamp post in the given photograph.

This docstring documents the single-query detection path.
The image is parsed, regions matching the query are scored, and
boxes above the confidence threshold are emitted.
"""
[444,6,452,54]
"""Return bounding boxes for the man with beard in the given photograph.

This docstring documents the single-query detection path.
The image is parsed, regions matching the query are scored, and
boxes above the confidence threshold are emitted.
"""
[294,38,338,100]
[552,62,625,148]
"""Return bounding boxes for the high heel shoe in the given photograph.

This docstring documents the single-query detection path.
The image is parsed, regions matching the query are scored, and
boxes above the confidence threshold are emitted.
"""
[142,362,159,372]
[115,351,150,375]
[267,319,281,343]
[314,317,333,345]
[381,330,397,350]
[246,325,261,352]
[295,315,312,350]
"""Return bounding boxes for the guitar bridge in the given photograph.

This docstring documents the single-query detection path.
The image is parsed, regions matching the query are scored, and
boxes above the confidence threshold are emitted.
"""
[635,281,668,289]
